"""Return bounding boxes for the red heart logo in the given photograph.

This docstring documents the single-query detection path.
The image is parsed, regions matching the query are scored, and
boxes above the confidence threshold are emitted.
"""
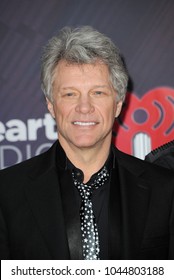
[113,87,174,157]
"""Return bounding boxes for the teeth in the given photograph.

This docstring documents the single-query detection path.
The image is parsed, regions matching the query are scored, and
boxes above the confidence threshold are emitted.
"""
[73,121,96,126]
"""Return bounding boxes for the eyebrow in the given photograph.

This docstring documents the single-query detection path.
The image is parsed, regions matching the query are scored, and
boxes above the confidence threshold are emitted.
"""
[61,85,111,90]
[92,85,111,89]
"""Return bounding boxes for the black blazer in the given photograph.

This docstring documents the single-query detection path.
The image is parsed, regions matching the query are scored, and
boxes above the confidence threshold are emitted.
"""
[0,141,174,260]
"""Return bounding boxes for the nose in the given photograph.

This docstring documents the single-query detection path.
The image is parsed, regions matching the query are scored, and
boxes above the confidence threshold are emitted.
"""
[75,95,95,114]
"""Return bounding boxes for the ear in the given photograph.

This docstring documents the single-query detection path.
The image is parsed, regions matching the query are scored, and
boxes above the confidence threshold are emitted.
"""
[115,100,123,118]
[46,98,55,118]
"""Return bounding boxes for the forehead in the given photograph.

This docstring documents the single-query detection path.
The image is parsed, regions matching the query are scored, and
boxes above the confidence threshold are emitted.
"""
[53,60,111,87]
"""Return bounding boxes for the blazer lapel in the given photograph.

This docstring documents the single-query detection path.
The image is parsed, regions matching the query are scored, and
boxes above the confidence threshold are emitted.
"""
[24,166,70,259]
[109,148,150,259]
[24,141,82,259]
[58,169,83,259]
[108,166,122,259]
[119,165,150,259]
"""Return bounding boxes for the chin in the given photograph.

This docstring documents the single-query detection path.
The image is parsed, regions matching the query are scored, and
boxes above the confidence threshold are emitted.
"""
[74,143,96,149]
[72,139,99,149]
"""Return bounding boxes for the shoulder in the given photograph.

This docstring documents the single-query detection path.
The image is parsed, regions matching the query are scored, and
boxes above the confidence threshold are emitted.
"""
[0,141,60,207]
[112,146,174,199]
[113,145,174,179]
[0,141,58,180]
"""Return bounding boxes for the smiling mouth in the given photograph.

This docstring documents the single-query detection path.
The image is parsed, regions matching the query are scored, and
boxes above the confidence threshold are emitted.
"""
[73,121,97,126]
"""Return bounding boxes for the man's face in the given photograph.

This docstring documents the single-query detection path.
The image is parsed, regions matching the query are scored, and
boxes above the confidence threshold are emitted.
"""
[47,60,122,151]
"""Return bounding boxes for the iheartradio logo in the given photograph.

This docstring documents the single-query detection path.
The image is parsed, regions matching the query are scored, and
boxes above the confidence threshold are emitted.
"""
[113,87,174,159]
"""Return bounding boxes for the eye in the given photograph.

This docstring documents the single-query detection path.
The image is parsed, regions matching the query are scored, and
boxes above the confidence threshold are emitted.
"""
[66,93,74,96]
[94,91,103,96]
[62,92,75,97]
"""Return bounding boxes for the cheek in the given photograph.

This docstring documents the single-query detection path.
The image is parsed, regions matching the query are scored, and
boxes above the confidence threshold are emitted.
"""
[54,104,73,123]
[100,108,116,125]
[106,102,118,118]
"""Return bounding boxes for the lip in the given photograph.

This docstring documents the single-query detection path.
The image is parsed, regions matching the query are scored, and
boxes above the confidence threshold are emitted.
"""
[72,121,98,126]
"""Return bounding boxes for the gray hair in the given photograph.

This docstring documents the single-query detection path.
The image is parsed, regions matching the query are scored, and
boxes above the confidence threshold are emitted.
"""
[41,26,128,102]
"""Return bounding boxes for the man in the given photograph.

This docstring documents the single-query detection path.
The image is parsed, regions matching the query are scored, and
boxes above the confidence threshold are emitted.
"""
[0,26,174,260]
[145,140,174,170]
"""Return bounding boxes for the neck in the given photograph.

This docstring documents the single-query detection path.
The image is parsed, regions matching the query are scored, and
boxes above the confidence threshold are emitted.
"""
[59,140,111,183]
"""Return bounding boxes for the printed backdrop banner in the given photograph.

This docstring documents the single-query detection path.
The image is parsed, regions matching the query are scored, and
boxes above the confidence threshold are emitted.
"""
[0,0,174,169]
